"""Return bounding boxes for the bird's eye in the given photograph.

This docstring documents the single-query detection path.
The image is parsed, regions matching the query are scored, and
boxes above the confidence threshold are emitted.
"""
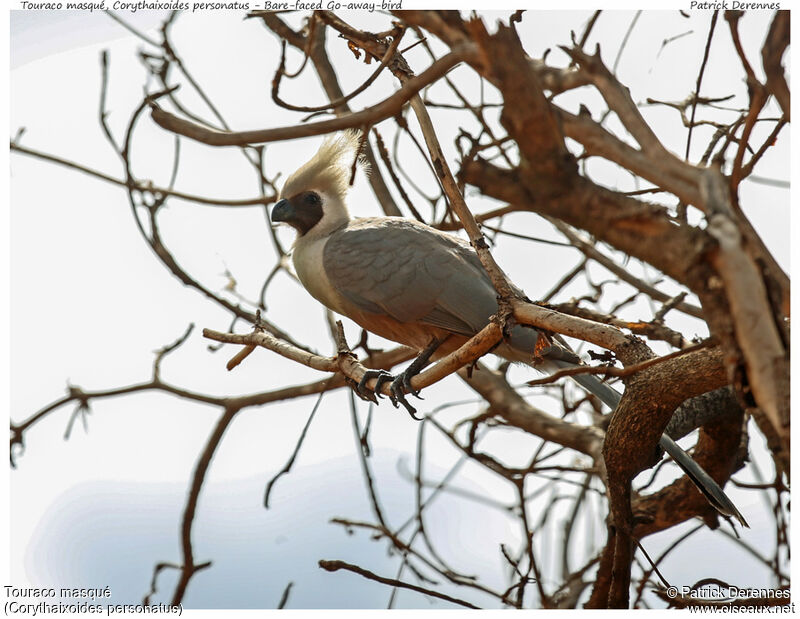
[305,192,321,206]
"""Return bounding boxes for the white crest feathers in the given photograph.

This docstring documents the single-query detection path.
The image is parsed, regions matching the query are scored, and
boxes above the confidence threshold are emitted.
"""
[279,130,369,202]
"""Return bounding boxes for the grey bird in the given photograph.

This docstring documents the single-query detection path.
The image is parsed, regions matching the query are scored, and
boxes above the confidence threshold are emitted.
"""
[271,131,747,528]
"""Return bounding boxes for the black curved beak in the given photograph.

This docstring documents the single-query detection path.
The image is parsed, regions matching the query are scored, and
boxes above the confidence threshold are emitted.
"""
[271,198,293,223]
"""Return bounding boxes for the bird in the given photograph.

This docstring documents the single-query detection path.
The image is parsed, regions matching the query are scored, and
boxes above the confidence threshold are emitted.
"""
[270,130,747,528]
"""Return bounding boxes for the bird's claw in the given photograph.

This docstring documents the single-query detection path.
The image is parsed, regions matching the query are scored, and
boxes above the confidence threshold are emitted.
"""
[398,369,424,400]
[355,337,439,420]
[357,369,393,402]
[373,371,394,399]
[348,376,378,404]
[388,369,424,419]
[388,390,422,420]
[357,367,423,420]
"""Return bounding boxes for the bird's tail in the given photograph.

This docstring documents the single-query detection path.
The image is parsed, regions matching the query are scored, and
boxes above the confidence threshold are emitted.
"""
[550,359,748,528]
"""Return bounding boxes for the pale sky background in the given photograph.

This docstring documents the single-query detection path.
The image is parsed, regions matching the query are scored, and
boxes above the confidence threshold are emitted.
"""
[5,4,793,613]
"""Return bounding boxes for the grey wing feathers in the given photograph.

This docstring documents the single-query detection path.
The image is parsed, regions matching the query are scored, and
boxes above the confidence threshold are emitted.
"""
[323,218,499,336]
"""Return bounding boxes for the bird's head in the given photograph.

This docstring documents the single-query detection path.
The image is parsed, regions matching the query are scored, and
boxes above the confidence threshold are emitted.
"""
[271,131,367,239]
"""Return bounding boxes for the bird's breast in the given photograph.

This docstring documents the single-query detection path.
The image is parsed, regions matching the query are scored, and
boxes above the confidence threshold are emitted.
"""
[292,235,348,314]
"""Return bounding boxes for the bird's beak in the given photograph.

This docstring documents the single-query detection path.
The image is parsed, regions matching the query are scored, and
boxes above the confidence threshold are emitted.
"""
[271,198,294,223]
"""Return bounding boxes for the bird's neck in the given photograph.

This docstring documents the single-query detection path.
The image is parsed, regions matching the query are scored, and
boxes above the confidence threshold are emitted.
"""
[296,198,351,244]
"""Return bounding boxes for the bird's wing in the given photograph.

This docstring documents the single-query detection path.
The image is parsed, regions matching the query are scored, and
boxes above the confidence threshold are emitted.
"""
[323,218,499,336]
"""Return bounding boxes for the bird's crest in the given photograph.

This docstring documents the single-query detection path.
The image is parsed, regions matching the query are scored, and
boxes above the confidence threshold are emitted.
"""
[280,130,368,202]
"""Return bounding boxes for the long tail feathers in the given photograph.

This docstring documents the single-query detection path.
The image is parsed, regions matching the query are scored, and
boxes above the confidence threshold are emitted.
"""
[550,359,748,527]
[659,434,748,527]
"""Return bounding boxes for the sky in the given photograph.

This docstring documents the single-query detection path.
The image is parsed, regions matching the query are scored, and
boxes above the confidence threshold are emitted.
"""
[4,4,793,615]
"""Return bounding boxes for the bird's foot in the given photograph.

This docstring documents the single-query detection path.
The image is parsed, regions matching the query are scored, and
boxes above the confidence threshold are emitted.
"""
[348,376,377,404]
[356,369,393,403]
[356,367,423,420]
[387,367,424,420]
[356,338,442,420]
[387,337,444,419]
